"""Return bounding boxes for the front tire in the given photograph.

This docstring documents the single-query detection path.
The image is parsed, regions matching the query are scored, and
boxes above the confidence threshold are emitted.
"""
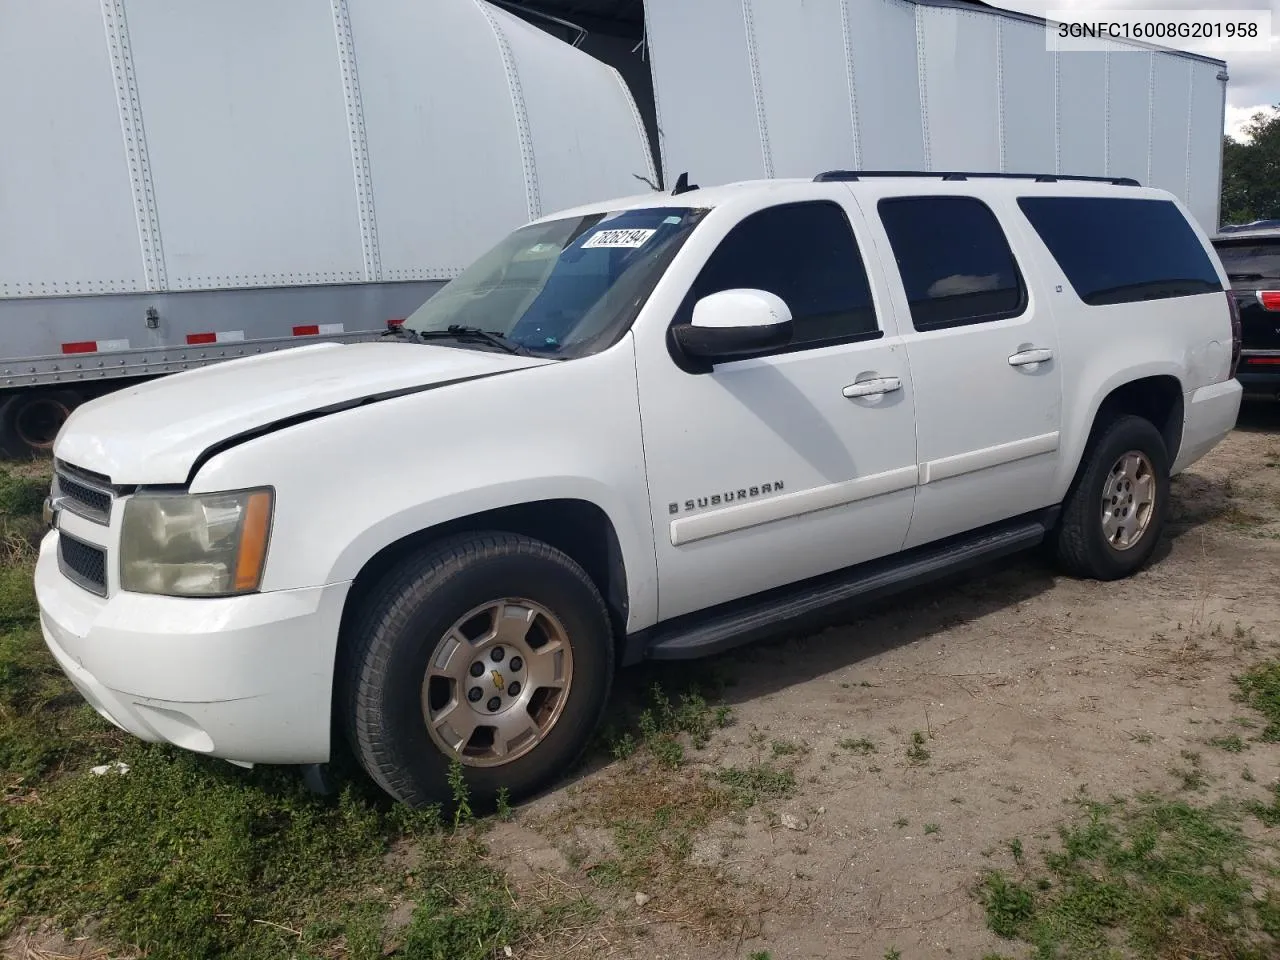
[1054,414,1170,580]
[341,532,614,809]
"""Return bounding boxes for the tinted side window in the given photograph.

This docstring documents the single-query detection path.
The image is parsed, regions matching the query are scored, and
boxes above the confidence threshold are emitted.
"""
[687,201,879,348]
[1017,196,1223,305]
[877,196,1026,330]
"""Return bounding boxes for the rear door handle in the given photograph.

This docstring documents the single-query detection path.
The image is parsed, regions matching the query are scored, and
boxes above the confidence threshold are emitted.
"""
[843,376,902,398]
[1008,347,1053,366]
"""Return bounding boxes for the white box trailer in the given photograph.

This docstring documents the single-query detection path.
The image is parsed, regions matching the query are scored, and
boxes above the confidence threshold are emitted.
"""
[0,0,1228,456]
[638,0,1227,234]
[0,0,656,455]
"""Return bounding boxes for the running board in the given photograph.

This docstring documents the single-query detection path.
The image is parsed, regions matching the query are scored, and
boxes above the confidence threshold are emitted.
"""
[641,516,1049,661]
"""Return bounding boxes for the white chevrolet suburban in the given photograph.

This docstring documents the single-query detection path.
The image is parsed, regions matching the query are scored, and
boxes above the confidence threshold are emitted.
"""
[36,171,1242,807]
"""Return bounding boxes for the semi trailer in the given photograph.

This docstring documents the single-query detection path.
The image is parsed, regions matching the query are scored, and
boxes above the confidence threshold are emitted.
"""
[0,0,1229,457]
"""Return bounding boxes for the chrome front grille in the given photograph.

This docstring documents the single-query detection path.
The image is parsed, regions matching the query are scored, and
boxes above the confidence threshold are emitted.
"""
[58,531,108,597]
[53,460,115,525]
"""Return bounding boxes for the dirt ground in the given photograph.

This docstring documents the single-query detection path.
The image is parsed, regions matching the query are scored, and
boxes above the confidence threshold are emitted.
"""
[486,402,1280,960]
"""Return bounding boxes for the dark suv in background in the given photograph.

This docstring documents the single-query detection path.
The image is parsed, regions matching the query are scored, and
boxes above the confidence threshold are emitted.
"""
[1213,225,1280,397]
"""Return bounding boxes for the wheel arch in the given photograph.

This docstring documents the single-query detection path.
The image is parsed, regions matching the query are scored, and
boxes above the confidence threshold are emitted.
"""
[334,497,633,669]
[1054,369,1185,503]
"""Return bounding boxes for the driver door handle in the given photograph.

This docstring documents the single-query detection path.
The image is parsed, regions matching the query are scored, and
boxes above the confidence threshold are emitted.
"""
[1008,347,1053,366]
[843,376,901,398]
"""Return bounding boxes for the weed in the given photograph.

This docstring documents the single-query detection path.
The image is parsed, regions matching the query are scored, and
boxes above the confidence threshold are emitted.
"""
[1243,766,1257,782]
[1008,838,1025,865]
[749,952,773,960]
[979,794,1278,958]
[1235,660,1280,741]
[980,871,1035,938]
[1170,750,1207,791]
[1129,731,1154,744]
[906,730,931,765]
[1209,733,1247,752]
[894,817,909,829]
[715,763,797,808]
[496,786,513,822]
[1249,783,1280,827]
[837,736,876,755]
[924,822,940,835]
[624,683,735,769]
[884,949,901,960]
[771,738,801,757]
[448,758,473,827]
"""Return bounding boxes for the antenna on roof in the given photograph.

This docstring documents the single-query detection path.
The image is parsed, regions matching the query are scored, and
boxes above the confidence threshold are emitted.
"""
[671,172,698,195]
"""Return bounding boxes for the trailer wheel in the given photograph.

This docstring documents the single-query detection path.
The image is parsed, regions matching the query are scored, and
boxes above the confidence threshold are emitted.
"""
[0,390,82,459]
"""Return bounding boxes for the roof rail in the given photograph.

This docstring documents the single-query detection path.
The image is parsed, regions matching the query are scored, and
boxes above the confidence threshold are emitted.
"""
[813,170,1141,187]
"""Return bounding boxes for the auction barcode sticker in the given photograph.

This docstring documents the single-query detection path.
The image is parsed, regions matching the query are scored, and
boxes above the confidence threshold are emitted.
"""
[1046,9,1273,53]
[582,228,657,249]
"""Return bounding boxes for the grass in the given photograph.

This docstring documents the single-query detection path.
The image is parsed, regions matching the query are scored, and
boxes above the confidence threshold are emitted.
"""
[979,793,1280,959]
[1235,661,1280,742]
[0,466,596,959]
[837,736,877,755]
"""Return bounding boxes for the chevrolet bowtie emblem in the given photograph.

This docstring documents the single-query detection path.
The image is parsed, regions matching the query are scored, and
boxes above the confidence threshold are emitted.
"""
[491,671,505,691]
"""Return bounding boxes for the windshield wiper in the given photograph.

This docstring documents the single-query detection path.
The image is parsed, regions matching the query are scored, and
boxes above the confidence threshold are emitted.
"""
[1228,272,1266,281]
[406,325,532,356]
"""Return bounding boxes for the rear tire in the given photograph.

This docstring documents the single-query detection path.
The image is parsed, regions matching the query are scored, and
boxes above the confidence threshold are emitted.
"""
[1055,414,1170,580]
[340,531,614,809]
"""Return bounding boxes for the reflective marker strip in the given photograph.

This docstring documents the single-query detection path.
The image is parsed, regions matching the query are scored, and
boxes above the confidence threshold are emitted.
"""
[185,330,246,345]
[61,339,130,354]
[292,323,345,336]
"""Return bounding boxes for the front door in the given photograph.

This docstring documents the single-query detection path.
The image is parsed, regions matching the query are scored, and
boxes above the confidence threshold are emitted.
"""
[854,189,1063,549]
[632,188,920,622]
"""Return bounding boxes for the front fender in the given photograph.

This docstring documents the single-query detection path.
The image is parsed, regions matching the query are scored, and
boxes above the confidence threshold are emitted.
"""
[190,341,660,632]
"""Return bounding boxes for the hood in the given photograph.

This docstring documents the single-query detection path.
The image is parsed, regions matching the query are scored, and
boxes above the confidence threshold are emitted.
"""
[54,341,554,484]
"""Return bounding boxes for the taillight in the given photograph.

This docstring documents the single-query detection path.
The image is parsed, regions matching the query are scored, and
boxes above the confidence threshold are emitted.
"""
[1227,291,1242,379]
[1258,290,1280,311]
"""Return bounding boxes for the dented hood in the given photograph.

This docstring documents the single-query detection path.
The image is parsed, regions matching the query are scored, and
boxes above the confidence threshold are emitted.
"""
[53,341,553,484]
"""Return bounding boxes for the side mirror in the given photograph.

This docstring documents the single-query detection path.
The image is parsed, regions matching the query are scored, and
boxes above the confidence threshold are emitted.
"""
[672,288,793,362]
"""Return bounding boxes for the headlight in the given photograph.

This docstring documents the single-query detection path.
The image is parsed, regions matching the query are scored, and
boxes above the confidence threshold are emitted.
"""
[120,488,274,597]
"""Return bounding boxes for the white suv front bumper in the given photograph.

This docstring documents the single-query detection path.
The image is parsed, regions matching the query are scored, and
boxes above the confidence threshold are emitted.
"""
[34,529,351,766]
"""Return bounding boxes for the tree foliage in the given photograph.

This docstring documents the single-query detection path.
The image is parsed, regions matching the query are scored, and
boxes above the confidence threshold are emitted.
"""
[1222,105,1280,226]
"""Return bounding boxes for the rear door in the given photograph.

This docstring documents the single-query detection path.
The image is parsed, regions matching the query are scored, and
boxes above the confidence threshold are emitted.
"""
[853,189,1063,549]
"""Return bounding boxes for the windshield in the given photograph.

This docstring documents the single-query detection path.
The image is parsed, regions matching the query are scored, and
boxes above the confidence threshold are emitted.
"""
[1214,239,1280,279]
[402,206,706,357]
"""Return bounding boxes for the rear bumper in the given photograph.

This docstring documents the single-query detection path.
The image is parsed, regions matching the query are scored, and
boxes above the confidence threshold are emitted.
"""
[1171,378,1242,475]
[34,530,351,765]
[1236,355,1280,395]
